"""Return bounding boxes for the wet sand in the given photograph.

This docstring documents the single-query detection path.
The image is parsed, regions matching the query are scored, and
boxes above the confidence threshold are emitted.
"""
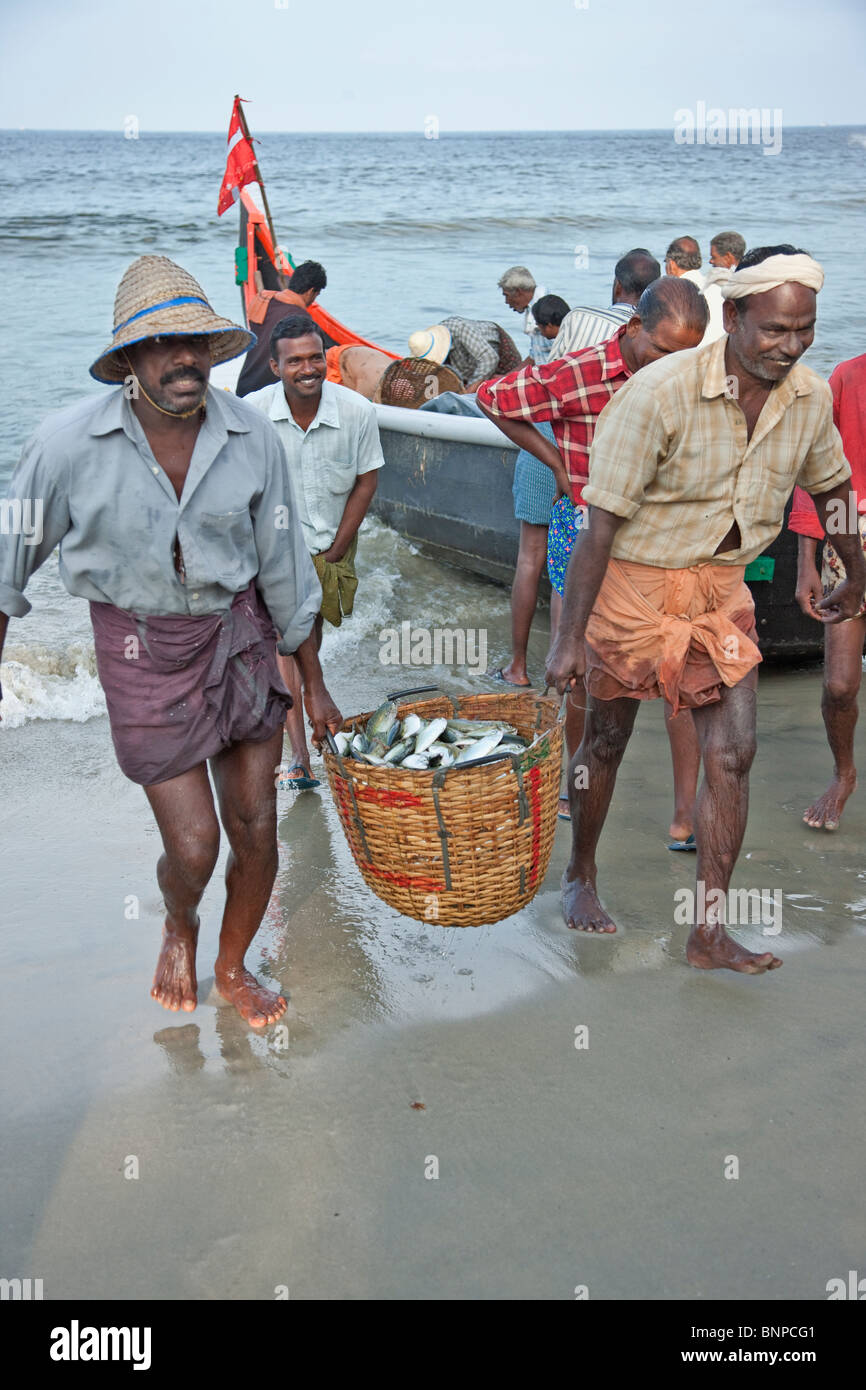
[2,550,865,1300]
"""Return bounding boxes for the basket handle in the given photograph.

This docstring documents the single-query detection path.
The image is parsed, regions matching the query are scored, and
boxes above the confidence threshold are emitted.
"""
[385,684,440,702]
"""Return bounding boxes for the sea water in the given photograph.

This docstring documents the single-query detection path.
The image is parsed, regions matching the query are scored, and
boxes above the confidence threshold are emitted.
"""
[1,126,865,724]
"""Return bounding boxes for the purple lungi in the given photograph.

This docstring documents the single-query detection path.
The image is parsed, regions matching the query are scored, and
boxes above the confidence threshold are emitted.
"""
[90,583,292,786]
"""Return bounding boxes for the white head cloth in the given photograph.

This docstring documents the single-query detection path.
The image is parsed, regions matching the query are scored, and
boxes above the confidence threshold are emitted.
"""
[720,253,824,300]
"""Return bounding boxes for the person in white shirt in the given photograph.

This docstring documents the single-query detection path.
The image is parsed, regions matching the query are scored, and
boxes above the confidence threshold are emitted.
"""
[700,232,747,343]
[549,248,660,358]
[246,313,385,789]
[498,266,548,363]
[664,236,705,288]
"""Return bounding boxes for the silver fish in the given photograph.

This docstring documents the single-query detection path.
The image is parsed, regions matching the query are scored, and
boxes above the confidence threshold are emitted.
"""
[384,737,415,764]
[415,717,448,753]
[427,743,455,766]
[334,731,352,756]
[446,719,517,737]
[366,700,398,741]
[400,713,423,738]
[369,738,388,759]
[386,722,403,748]
[351,732,370,755]
[454,731,504,764]
[360,751,387,766]
[400,753,431,769]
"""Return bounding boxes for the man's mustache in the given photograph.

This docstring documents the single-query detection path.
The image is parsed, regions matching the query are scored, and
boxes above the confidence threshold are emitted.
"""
[160,366,206,386]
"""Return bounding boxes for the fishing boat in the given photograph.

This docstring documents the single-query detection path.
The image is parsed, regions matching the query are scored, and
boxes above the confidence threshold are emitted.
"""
[224,110,823,663]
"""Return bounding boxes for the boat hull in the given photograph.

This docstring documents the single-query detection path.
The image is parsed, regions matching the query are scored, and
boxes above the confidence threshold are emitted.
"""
[373,410,824,663]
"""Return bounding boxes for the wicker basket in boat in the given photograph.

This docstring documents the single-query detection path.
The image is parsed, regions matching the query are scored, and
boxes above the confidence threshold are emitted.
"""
[322,689,563,927]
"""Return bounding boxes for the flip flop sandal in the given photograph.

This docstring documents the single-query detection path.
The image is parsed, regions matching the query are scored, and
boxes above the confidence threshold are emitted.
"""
[491,668,533,688]
[667,833,696,851]
[279,763,321,792]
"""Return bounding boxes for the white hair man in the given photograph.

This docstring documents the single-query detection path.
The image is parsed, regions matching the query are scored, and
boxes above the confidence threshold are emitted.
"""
[498,266,548,364]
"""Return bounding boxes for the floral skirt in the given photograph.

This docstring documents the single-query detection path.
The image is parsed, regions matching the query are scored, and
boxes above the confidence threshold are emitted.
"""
[546,495,587,596]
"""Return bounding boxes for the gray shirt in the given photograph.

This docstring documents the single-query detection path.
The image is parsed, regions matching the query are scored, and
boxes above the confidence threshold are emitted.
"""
[0,385,322,655]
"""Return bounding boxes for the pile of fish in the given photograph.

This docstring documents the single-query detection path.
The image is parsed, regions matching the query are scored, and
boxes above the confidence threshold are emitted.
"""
[332,701,531,771]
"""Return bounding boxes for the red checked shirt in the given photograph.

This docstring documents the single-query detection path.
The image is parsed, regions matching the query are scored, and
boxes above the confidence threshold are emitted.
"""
[788,353,866,539]
[476,327,632,502]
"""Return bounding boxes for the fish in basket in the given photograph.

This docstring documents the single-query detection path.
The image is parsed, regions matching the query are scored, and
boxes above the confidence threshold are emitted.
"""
[322,687,563,927]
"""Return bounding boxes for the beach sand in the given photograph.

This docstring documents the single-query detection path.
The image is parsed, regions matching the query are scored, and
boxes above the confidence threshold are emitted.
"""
[2,575,865,1301]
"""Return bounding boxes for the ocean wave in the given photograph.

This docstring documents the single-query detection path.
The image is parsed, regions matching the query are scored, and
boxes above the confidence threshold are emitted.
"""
[0,653,105,729]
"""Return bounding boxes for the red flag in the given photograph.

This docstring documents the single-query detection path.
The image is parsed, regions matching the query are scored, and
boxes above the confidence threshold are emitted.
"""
[218,97,258,216]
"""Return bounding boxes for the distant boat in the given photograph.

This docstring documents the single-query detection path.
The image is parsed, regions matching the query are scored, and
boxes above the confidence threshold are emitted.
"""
[228,140,823,663]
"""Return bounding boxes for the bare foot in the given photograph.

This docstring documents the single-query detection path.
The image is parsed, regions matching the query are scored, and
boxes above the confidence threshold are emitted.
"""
[669,818,693,842]
[496,663,532,688]
[214,966,288,1029]
[803,771,857,831]
[561,873,617,933]
[686,924,782,973]
[151,922,199,1014]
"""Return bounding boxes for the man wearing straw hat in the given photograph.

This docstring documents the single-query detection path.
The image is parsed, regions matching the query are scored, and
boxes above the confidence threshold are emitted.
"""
[545,246,866,974]
[0,254,342,1028]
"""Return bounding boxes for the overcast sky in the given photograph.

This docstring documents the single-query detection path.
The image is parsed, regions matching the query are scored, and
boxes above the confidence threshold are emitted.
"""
[2,0,864,132]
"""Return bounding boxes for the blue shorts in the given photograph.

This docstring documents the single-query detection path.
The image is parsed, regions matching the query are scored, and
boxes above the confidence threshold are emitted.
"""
[512,421,556,525]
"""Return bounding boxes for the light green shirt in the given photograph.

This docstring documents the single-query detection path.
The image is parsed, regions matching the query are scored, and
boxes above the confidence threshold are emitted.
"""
[246,379,385,553]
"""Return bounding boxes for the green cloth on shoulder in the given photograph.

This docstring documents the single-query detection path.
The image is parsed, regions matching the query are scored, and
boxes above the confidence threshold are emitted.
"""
[312,533,359,628]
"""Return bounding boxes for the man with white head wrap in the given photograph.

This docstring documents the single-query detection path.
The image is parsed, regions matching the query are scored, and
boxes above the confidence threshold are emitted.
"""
[546,244,866,976]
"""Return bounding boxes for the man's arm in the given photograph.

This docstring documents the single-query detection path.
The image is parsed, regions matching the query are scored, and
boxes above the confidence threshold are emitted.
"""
[294,628,342,747]
[545,507,626,691]
[810,482,866,623]
[794,533,823,618]
[321,470,378,563]
[476,400,572,498]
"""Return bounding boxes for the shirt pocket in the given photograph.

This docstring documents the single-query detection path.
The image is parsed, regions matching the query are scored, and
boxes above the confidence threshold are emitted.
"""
[196,508,256,580]
[325,460,358,496]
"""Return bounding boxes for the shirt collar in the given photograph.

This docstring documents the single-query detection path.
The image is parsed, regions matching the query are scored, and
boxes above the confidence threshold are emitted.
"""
[701,334,814,402]
[600,326,633,380]
[88,383,252,437]
[269,378,340,430]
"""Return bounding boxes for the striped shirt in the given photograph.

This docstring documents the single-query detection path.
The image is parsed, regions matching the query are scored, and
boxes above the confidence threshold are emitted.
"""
[583,335,851,569]
[476,328,632,499]
[549,302,634,359]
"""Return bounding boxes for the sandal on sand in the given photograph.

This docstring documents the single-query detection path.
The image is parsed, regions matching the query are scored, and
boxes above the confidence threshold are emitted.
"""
[491,668,532,688]
[279,763,321,792]
[667,833,696,851]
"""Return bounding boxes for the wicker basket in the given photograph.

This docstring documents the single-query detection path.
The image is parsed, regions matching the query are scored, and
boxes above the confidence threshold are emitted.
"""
[322,689,562,927]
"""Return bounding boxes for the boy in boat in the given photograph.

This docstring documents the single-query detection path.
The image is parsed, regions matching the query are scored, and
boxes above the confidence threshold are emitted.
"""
[0,256,342,1027]
[236,260,330,397]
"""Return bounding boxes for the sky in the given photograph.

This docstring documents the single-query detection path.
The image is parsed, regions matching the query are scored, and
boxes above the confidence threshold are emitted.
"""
[1,0,864,133]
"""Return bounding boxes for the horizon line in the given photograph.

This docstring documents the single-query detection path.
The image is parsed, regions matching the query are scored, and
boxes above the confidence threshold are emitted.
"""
[1,122,864,135]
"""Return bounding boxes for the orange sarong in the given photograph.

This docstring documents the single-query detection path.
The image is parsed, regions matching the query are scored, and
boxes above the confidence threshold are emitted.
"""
[585,559,761,714]
[326,344,348,384]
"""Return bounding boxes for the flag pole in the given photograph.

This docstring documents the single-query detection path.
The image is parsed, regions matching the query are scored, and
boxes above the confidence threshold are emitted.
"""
[235,95,287,288]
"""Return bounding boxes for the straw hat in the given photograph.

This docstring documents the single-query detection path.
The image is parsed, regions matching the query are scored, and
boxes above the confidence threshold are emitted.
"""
[89,255,255,383]
[407,324,452,365]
